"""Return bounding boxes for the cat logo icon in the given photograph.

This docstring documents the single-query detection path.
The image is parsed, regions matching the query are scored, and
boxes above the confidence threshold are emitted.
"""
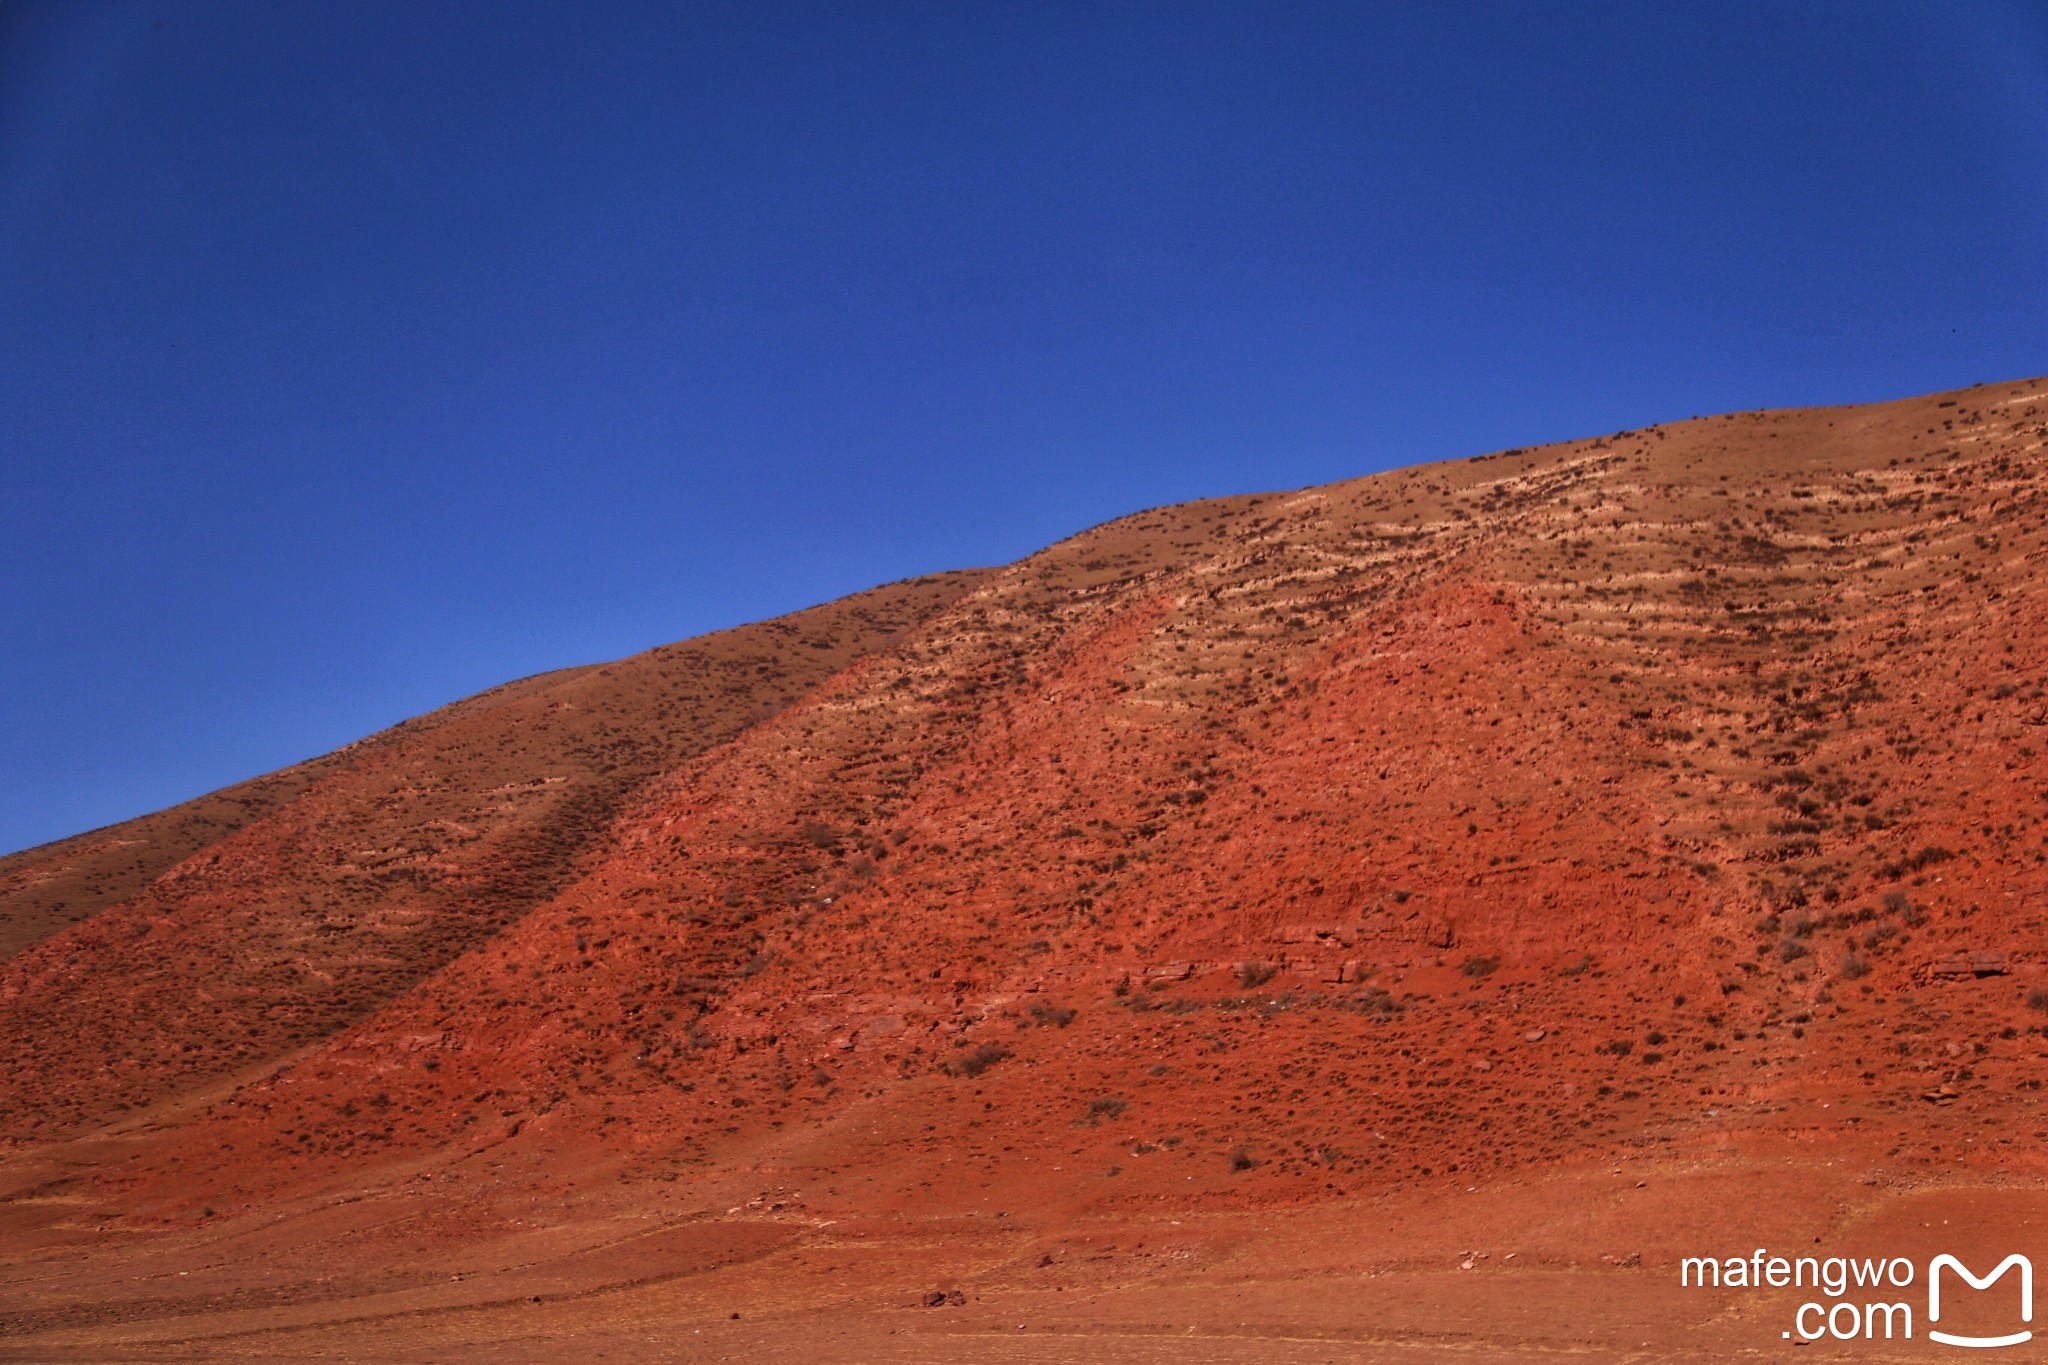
[1928,1254,2032,1349]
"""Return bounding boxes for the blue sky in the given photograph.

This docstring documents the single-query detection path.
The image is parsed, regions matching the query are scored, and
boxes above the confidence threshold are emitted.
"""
[4,1,2045,855]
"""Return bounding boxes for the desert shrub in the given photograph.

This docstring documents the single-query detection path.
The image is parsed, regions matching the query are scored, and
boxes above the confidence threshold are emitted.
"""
[2027,989,2048,1013]
[946,1043,1008,1077]
[1841,954,1871,980]
[1227,1145,1258,1172]
[1082,1096,1128,1124]
[1028,1001,1076,1028]
[1237,960,1278,989]
[1460,955,1499,978]
[1350,986,1403,1018]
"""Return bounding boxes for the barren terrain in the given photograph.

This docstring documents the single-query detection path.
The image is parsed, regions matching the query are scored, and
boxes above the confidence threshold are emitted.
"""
[6,378,2048,1360]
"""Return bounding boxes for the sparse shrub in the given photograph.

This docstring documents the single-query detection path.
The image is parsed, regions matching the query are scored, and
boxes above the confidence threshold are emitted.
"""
[1238,960,1278,989]
[1841,954,1871,980]
[946,1043,1008,1078]
[1028,1001,1077,1028]
[2027,989,2048,1013]
[1082,1096,1128,1124]
[1227,1145,1258,1172]
[1350,986,1403,1019]
[1460,955,1499,978]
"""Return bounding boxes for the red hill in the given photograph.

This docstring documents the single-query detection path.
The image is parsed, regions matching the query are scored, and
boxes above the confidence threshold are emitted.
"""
[5,378,2047,1360]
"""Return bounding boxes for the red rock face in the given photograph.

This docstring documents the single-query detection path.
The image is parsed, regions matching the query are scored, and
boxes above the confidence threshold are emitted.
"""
[4,378,2048,1356]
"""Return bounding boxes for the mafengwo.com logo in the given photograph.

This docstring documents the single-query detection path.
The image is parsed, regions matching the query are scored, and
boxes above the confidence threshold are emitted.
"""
[1682,1248,2033,1347]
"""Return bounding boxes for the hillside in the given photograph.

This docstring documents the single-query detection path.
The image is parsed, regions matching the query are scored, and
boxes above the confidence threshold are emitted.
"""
[4,377,2047,1361]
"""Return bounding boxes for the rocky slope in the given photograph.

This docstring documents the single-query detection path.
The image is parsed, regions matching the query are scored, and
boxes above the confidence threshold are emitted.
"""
[3,376,2046,1358]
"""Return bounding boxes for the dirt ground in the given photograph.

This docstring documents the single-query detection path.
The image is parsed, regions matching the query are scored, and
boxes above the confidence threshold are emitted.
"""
[7,1137,2043,1361]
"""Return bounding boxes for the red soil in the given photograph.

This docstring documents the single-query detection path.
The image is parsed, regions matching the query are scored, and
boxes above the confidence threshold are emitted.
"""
[4,377,2047,1359]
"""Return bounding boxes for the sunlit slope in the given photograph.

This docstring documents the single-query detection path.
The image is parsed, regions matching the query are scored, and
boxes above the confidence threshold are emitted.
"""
[5,378,2046,1223]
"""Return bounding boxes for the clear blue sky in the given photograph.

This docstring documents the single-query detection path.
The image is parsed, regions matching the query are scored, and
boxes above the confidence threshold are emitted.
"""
[4,1,2045,856]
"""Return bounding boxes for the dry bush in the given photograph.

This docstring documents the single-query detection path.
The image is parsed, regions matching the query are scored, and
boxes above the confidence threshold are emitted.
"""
[946,1042,1008,1077]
